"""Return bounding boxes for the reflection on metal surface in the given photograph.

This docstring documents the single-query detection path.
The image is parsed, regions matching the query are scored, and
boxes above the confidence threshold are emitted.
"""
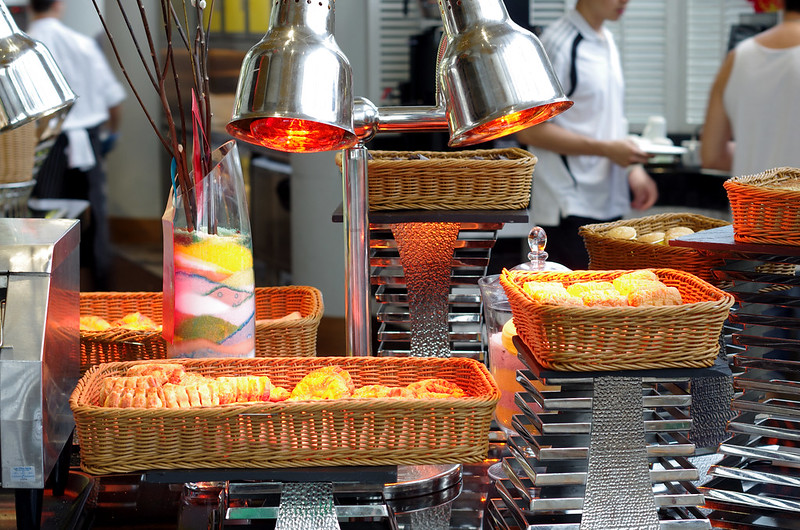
[274,482,340,530]
[697,246,800,528]
[391,222,460,357]
[581,376,660,529]
[487,358,713,529]
[0,218,79,490]
[371,219,503,359]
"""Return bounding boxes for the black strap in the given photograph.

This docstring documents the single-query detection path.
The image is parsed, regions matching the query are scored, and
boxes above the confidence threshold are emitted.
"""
[566,33,583,98]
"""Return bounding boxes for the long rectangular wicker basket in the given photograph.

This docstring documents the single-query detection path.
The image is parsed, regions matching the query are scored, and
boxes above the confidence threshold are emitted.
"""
[724,166,800,246]
[578,212,730,284]
[70,356,500,474]
[334,147,537,211]
[79,286,323,372]
[499,268,734,372]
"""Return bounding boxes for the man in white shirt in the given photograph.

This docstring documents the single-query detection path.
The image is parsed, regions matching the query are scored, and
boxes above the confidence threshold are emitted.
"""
[28,0,126,290]
[516,0,657,270]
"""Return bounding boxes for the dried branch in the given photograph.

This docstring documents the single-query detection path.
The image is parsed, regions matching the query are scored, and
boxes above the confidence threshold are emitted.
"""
[90,0,217,232]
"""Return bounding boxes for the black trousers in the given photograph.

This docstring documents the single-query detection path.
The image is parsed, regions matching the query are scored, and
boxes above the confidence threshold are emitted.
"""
[34,126,111,289]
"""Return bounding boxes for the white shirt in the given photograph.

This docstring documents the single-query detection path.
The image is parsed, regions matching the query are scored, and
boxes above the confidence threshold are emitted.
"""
[724,37,800,177]
[28,17,126,132]
[529,10,630,226]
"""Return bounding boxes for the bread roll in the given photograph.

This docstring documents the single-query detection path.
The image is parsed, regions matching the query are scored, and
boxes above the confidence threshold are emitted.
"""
[605,226,637,240]
[665,226,694,241]
[637,231,665,245]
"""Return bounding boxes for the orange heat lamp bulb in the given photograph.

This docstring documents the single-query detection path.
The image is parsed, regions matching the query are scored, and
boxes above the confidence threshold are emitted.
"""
[454,100,573,146]
[250,117,355,153]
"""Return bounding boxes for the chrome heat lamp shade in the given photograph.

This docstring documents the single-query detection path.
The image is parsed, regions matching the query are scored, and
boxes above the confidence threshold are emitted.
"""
[437,0,573,147]
[227,0,356,153]
[0,0,75,132]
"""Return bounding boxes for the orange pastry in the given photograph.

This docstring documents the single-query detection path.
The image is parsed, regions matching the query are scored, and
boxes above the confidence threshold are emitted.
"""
[352,384,412,398]
[125,363,185,385]
[523,281,582,306]
[406,378,466,399]
[628,284,682,307]
[269,386,291,402]
[289,366,355,401]
[114,312,161,331]
[80,315,111,331]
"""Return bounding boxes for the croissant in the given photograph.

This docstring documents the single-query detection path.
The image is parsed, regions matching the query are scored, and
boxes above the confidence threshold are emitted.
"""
[289,366,354,401]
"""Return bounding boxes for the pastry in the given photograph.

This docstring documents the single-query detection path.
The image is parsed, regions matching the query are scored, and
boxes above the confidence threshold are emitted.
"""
[605,226,637,240]
[637,231,665,244]
[80,315,111,331]
[665,226,694,241]
[627,284,682,307]
[523,281,582,305]
[405,378,466,399]
[289,366,355,401]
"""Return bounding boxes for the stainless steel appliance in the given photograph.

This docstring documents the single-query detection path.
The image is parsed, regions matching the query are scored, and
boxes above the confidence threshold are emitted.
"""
[0,217,80,527]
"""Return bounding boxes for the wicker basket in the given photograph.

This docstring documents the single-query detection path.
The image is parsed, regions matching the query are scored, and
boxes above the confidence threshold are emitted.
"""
[254,286,323,357]
[578,213,731,284]
[0,121,37,184]
[334,148,536,211]
[70,356,500,474]
[724,167,800,246]
[79,292,167,372]
[80,286,323,372]
[499,268,734,372]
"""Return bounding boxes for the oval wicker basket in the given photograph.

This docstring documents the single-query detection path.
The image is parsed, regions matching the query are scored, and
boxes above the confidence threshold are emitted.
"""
[724,166,800,246]
[334,147,537,211]
[79,286,323,373]
[578,212,731,284]
[499,268,734,372]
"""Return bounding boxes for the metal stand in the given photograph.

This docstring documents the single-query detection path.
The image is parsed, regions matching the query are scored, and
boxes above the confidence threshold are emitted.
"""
[333,207,528,360]
[672,226,800,529]
[486,345,723,529]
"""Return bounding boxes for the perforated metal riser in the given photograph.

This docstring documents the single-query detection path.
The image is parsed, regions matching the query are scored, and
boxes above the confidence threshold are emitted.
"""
[700,251,800,529]
[486,359,718,529]
[370,222,502,359]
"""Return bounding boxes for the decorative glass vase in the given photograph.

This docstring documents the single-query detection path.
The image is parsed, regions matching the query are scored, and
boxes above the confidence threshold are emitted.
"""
[162,140,256,358]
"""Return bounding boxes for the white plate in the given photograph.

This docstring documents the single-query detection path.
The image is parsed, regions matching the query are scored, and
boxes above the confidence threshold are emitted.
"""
[630,136,687,156]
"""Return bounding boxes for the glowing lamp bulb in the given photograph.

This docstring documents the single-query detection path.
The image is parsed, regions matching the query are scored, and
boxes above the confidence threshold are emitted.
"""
[247,117,356,153]
[450,100,574,147]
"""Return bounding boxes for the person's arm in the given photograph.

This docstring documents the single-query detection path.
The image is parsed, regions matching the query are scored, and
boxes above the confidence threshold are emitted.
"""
[107,104,122,134]
[700,50,735,172]
[516,121,651,168]
[628,164,658,211]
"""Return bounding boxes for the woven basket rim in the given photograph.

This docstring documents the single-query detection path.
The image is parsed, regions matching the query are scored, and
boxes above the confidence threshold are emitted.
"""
[334,147,536,167]
[500,267,734,311]
[579,212,730,235]
[724,166,800,192]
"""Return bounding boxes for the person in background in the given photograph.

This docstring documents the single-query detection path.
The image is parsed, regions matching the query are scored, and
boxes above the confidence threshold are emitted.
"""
[515,0,658,271]
[28,0,126,290]
[701,0,800,177]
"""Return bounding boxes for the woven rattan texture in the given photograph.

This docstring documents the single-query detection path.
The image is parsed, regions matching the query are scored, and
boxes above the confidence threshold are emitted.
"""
[0,121,37,183]
[70,356,500,474]
[578,212,730,284]
[724,166,800,246]
[499,268,734,372]
[334,148,536,211]
[79,286,323,372]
